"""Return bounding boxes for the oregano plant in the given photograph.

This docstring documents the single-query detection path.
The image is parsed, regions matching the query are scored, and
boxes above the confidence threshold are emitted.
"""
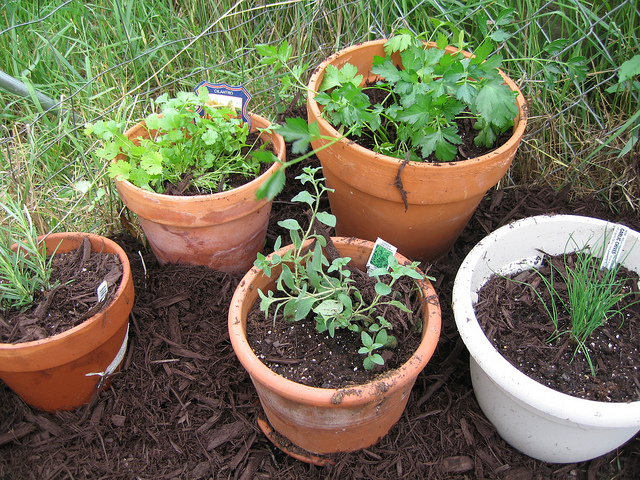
[254,166,425,370]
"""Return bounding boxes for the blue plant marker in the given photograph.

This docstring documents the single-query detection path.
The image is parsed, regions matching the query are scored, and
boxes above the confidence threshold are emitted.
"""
[194,81,253,130]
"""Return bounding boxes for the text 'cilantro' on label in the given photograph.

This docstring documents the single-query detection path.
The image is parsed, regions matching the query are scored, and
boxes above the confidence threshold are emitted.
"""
[194,81,252,129]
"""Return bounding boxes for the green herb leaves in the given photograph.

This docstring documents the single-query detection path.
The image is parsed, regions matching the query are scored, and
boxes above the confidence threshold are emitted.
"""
[316,32,519,162]
[255,167,422,370]
[86,89,269,194]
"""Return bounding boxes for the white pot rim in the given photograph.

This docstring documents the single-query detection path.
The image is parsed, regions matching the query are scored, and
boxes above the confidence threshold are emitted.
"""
[452,214,640,428]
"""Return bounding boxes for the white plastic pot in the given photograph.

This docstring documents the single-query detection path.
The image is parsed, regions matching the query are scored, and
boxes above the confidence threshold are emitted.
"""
[452,214,640,463]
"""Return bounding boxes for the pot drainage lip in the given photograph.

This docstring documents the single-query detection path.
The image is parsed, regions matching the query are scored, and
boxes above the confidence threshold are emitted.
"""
[256,413,336,466]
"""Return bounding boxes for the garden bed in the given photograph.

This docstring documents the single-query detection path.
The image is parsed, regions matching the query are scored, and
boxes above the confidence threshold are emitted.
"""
[1,157,639,479]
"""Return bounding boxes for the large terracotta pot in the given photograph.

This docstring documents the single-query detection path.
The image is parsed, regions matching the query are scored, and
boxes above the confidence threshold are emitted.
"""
[228,237,441,464]
[307,40,528,261]
[115,113,285,274]
[0,233,134,412]
[452,215,640,463]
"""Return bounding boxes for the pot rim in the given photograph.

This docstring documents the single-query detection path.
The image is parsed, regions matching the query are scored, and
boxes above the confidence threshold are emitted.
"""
[115,112,285,203]
[452,214,640,427]
[228,236,442,407]
[0,232,132,352]
[307,39,528,170]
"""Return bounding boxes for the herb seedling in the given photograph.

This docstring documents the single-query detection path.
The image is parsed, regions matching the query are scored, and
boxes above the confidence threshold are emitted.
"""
[0,196,56,310]
[85,89,269,194]
[254,166,424,370]
[514,233,639,376]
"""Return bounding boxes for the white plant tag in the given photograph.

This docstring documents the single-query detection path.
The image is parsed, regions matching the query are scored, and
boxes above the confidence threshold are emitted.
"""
[97,280,108,303]
[86,324,130,379]
[366,238,398,274]
[600,224,629,270]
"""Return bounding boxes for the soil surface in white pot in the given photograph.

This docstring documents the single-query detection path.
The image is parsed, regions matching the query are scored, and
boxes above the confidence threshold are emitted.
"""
[475,251,640,403]
[1,236,122,343]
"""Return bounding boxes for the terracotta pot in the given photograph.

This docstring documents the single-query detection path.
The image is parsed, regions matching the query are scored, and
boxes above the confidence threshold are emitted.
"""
[307,40,528,261]
[452,215,640,462]
[115,113,286,274]
[228,237,441,463]
[0,233,134,412]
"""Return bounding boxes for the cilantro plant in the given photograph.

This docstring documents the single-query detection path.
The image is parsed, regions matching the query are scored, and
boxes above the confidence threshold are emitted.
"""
[254,166,424,370]
[85,89,269,194]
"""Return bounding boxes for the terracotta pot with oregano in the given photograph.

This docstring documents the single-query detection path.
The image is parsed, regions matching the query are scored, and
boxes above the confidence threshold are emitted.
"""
[452,214,640,463]
[86,90,286,274]
[228,167,441,465]
[0,198,134,412]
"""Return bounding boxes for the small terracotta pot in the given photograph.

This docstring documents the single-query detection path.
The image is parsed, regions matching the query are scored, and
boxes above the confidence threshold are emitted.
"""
[0,233,134,412]
[114,113,286,274]
[228,237,441,462]
[307,40,528,261]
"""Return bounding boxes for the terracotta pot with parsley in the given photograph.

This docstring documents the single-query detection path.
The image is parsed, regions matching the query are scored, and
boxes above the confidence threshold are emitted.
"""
[303,32,527,261]
[86,90,286,273]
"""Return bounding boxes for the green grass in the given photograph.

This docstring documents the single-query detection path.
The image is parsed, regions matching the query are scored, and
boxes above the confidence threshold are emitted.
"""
[1,0,639,236]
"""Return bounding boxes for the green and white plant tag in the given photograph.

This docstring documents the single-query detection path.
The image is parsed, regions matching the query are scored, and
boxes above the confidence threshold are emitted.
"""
[600,224,630,270]
[97,280,108,303]
[366,238,397,274]
[194,81,253,129]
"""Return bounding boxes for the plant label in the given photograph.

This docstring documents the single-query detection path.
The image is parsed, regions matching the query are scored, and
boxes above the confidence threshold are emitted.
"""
[97,280,108,303]
[366,238,397,274]
[600,224,630,270]
[194,81,252,129]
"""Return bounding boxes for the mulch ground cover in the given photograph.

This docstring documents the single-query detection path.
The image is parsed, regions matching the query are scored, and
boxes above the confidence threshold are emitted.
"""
[1,156,640,479]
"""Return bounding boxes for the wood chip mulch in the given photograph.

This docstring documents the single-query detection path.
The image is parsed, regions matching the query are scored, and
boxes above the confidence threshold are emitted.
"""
[2,158,639,479]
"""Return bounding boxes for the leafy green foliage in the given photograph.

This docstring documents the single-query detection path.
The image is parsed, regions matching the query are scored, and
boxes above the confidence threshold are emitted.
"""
[255,167,423,370]
[0,196,56,310]
[315,32,519,162]
[513,233,639,376]
[85,89,276,194]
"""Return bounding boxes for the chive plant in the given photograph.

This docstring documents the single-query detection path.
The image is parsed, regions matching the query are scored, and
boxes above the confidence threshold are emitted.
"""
[521,234,638,376]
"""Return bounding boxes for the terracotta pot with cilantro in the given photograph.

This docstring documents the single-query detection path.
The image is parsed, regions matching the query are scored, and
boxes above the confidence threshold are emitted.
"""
[0,199,134,412]
[86,90,286,274]
[303,32,527,261]
[228,167,441,464]
[452,215,640,463]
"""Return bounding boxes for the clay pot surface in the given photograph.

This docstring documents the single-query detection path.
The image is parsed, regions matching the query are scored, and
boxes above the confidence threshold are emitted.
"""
[0,233,134,412]
[307,40,528,261]
[228,237,441,460]
[115,113,285,273]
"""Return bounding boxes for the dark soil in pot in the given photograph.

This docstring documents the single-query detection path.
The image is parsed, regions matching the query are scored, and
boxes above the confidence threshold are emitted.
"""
[1,155,639,478]
[0,236,121,343]
[246,268,423,389]
[476,252,640,403]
